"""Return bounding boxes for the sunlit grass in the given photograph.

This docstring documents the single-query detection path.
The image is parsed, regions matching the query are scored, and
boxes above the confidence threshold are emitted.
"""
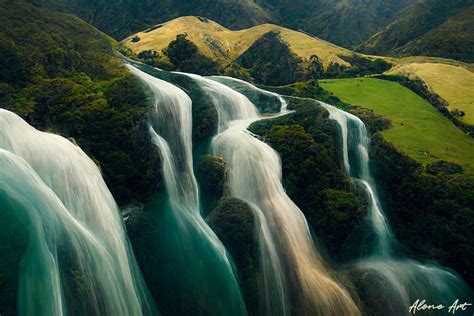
[122,16,353,67]
[320,77,474,174]
[387,62,474,124]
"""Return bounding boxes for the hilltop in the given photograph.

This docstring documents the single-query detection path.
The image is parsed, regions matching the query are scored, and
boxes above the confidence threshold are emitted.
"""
[123,16,354,68]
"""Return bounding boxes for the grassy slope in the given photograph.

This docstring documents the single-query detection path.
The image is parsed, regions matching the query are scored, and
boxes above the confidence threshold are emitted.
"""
[359,0,474,62]
[123,16,353,67]
[393,6,474,63]
[387,62,474,124]
[319,78,474,174]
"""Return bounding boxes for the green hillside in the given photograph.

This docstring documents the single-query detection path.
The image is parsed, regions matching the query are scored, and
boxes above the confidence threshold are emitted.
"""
[28,0,413,48]
[387,60,474,124]
[392,6,474,62]
[123,16,394,85]
[0,1,160,205]
[299,0,414,48]
[320,77,474,174]
[359,0,474,62]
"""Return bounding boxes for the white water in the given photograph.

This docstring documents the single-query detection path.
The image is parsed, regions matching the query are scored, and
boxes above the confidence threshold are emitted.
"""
[209,76,288,113]
[320,102,472,315]
[320,103,393,255]
[184,74,360,316]
[127,65,247,316]
[0,109,156,315]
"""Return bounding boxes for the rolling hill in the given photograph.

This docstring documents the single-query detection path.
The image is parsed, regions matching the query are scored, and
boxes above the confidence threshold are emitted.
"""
[123,16,356,68]
[359,0,474,62]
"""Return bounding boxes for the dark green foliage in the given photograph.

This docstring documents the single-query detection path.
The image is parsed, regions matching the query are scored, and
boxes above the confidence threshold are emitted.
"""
[261,80,350,110]
[199,155,227,213]
[27,0,413,49]
[207,197,259,315]
[237,31,304,86]
[165,34,197,64]
[319,189,366,251]
[338,55,392,77]
[223,63,253,82]
[359,0,474,62]
[321,56,391,79]
[325,62,346,78]
[0,2,161,205]
[396,6,474,63]
[249,99,366,259]
[348,106,391,134]
[163,34,221,75]
[370,134,474,286]
[426,161,464,176]
[137,50,174,70]
[306,55,324,80]
[0,34,29,85]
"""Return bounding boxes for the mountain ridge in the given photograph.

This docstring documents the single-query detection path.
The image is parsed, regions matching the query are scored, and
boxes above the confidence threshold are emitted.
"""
[27,0,413,48]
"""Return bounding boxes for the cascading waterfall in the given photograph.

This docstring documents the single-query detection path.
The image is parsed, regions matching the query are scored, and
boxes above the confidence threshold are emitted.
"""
[320,102,473,315]
[320,104,394,255]
[0,109,157,315]
[126,64,247,316]
[208,76,288,113]
[182,73,360,316]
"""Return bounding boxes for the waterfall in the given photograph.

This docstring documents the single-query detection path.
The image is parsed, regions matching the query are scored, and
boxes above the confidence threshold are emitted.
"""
[126,65,247,316]
[319,102,472,315]
[320,104,394,255]
[209,76,288,113]
[182,74,360,316]
[0,109,157,316]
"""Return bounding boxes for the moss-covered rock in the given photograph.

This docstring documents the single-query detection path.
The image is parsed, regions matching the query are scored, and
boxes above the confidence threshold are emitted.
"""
[199,155,227,213]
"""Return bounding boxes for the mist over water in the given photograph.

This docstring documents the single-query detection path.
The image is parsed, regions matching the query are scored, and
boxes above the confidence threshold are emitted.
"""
[0,109,157,316]
[320,102,473,315]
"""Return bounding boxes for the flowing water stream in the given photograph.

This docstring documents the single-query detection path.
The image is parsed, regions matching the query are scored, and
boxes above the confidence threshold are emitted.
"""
[319,102,473,315]
[126,65,247,316]
[3,59,472,316]
[0,109,157,316]
[179,73,361,316]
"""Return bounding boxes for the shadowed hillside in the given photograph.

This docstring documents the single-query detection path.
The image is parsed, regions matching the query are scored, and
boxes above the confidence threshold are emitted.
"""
[359,0,474,62]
